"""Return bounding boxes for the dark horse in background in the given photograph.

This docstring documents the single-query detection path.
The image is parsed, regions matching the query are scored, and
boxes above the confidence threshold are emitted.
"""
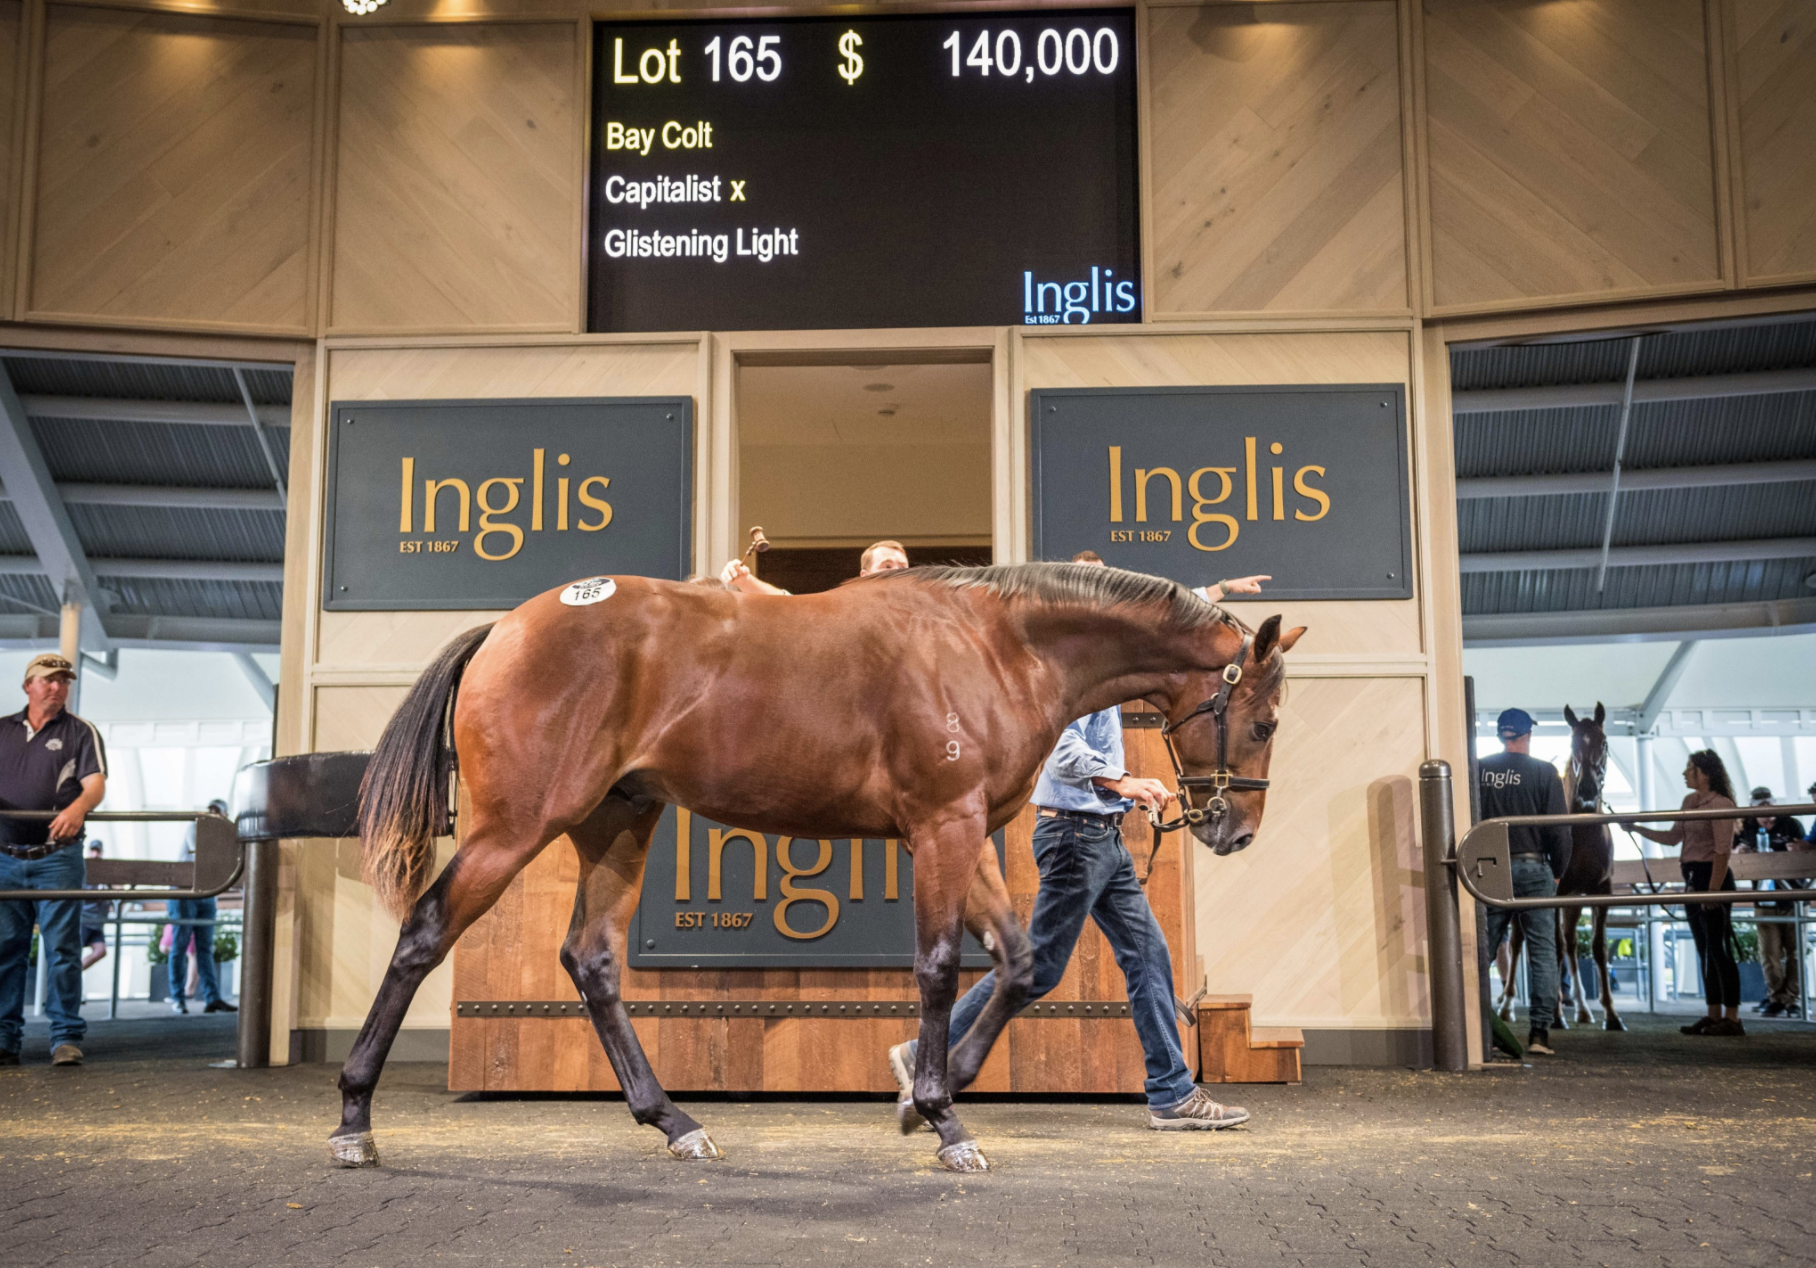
[336,563,1305,1172]
[1498,702,1625,1031]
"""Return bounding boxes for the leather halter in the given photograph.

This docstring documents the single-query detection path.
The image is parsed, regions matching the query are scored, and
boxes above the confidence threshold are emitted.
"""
[1148,633,1270,834]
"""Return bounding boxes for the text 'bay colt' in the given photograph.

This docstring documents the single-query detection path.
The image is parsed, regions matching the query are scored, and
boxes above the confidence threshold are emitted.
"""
[337,563,1305,1172]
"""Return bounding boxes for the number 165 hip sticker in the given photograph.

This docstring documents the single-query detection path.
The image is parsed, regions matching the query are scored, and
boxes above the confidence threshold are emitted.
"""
[560,577,618,606]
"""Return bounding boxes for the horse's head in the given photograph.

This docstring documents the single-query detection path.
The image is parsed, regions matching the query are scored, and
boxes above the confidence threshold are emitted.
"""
[1159,613,1305,856]
[1563,702,1608,810]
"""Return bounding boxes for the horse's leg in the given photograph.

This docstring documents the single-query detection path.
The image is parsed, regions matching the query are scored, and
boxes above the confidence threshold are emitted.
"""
[1551,910,1572,1030]
[1594,905,1625,1031]
[947,844,1034,1094]
[1564,905,1594,1025]
[331,834,538,1166]
[560,796,719,1159]
[908,815,991,1172]
[1499,921,1523,1022]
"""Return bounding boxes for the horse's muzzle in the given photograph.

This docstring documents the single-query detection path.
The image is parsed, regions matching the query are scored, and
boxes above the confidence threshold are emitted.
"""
[1193,824,1255,856]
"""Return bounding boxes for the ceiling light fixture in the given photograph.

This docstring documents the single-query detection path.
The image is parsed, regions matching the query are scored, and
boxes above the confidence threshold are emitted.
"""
[342,0,388,13]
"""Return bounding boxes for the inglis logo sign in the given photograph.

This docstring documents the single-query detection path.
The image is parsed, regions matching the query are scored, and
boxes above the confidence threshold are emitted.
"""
[1029,385,1414,602]
[631,806,1003,968]
[1023,267,1138,325]
[323,398,693,611]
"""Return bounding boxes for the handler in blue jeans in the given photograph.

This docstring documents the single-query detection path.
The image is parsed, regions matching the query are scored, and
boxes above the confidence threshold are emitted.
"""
[1477,707,1572,1056]
[0,653,108,1066]
[888,558,1256,1131]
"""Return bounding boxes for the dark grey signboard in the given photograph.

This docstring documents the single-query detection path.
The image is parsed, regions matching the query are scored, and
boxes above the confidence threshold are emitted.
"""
[631,805,1002,968]
[1030,385,1412,600]
[324,397,693,611]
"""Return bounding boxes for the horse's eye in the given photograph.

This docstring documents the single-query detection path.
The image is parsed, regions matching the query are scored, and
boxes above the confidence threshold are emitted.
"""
[1251,721,1276,742]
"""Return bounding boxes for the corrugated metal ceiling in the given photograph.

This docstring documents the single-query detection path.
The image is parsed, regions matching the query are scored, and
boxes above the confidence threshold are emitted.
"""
[0,352,290,642]
[1452,315,1816,621]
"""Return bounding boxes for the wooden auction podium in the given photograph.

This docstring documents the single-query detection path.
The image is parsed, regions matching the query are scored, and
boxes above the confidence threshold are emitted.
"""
[449,709,1200,1094]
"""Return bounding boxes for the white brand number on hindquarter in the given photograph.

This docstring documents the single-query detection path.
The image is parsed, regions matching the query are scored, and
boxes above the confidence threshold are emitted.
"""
[946,712,961,733]
[946,740,962,761]
[560,577,618,606]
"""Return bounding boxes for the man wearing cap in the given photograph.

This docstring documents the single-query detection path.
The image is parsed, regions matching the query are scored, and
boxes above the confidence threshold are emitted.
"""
[0,654,108,1066]
[1738,788,1808,1018]
[1477,708,1571,1055]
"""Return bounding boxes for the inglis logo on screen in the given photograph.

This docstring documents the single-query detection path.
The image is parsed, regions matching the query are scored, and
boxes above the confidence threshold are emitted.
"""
[1023,267,1137,325]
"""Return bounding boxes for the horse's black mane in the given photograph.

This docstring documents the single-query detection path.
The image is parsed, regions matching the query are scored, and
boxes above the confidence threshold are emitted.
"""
[881,561,1239,632]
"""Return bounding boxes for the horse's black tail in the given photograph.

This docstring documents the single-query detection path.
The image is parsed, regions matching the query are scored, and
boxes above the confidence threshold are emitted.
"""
[357,622,494,919]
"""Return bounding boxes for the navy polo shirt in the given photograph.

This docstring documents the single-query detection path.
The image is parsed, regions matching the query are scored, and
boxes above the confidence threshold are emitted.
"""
[0,708,106,846]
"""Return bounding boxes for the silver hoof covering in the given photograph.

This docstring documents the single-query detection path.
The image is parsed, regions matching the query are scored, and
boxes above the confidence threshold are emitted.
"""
[668,1128,722,1160]
[937,1140,990,1172]
[328,1131,379,1168]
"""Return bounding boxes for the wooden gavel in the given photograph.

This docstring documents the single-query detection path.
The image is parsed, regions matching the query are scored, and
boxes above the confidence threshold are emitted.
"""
[742,526,771,562]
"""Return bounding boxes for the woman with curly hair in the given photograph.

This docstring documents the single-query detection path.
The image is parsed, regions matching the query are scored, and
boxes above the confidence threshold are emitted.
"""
[1626,750,1744,1036]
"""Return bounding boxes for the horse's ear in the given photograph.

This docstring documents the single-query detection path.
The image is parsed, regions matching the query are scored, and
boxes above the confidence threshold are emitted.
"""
[1594,701,1605,726]
[1252,615,1306,662]
[1251,614,1283,663]
[1564,704,1579,726]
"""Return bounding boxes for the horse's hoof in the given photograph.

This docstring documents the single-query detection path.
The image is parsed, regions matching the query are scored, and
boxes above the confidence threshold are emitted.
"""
[1496,1007,1513,1023]
[328,1131,379,1168]
[937,1140,990,1173]
[1575,1011,1594,1026]
[1605,1017,1627,1032]
[896,1097,927,1136]
[668,1128,722,1160]
[1553,1016,1570,1030]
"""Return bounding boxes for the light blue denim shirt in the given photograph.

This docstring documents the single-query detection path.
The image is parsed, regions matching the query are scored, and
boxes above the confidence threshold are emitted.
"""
[1031,706,1132,814]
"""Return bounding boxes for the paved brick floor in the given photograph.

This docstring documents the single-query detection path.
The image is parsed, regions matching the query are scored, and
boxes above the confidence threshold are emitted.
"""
[4,1012,1815,1267]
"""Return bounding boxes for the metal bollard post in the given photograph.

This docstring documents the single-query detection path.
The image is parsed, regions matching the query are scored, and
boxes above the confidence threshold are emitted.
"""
[235,838,279,1069]
[1419,760,1469,1072]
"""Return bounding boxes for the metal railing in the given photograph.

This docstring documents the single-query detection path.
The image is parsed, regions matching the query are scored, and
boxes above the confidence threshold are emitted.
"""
[0,808,276,1068]
[0,810,242,901]
[0,752,365,1070]
[1419,760,1816,1072]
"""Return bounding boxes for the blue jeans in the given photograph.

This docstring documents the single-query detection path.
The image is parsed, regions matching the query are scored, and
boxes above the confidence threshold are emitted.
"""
[1483,856,1559,1030]
[0,842,88,1051]
[937,815,1195,1109]
[167,897,223,1006]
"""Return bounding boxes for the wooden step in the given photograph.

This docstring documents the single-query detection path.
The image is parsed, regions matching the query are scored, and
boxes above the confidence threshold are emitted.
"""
[1248,1026,1306,1050]
[1197,996,1302,1084]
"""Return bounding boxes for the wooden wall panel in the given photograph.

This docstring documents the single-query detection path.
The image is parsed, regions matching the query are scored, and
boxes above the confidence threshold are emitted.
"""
[28,6,316,331]
[330,23,579,333]
[1731,0,1816,284]
[1148,2,1408,315]
[0,0,20,317]
[300,684,459,1033]
[1195,676,1429,1029]
[1423,0,1722,310]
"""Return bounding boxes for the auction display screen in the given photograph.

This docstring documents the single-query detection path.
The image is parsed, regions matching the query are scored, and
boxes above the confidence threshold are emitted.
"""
[587,11,1140,332]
